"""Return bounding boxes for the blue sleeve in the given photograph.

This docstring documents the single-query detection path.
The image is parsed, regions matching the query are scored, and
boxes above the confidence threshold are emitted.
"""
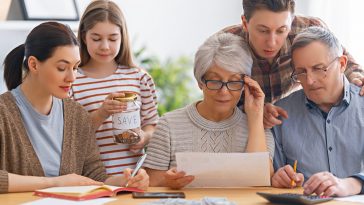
[351,173,364,194]
[272,126,286,172]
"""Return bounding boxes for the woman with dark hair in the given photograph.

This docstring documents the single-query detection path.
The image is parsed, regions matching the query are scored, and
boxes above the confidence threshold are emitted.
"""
[0,22,148,193]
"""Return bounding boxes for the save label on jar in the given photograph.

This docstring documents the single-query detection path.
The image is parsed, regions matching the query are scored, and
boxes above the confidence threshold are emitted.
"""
[112,93,141,144]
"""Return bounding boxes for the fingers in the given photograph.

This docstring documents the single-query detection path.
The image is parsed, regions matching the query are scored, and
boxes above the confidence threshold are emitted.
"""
[263,103,288,128]
[126,169,149,190]
[165,168,186,179]
[101,93,128,115]
[123,168,132,180]
[296,173,305,187]
[244,77,265,98]
[169,176,194,189]
[105,92,126,100]
[360,84,364,96]
[272,165,300,188]
[275,106,288,119]
[303,172,335,195]
[80,178,104,186]
[164,168,194,189]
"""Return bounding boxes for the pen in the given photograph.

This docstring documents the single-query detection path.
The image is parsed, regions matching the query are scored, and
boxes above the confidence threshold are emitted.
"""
[125,153,147,187]
[291,160,297,187]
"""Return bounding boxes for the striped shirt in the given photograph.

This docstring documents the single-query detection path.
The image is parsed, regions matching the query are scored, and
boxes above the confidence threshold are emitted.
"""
[222,15,363,104]
[71,66,158,175]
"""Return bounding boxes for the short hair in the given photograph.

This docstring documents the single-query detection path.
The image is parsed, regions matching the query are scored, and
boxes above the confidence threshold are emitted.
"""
[78,0,135,67]
[243,0,295,21]
[291,26,343,59]
[194,32,253,84]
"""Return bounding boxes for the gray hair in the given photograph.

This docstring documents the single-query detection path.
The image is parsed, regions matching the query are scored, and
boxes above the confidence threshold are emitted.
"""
[194,32,253,84]
[291,26,343,58]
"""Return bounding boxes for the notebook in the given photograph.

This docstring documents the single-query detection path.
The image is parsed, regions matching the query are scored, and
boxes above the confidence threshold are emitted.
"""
[34,185,143,201]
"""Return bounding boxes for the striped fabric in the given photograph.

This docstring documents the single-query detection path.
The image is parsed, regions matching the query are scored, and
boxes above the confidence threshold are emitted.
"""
[71,66,158,175]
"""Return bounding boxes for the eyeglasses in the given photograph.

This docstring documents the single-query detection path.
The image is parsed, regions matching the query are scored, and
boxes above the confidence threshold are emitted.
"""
[291,57,339,83]
[202,76,245,91]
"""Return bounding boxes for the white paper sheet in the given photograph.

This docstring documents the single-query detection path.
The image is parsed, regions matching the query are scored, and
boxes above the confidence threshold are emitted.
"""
[335,195,364,203]
[21,198,116,205]
[176,152,270,187]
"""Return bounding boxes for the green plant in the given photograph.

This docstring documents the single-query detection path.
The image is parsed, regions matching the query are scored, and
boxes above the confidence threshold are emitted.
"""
[135,47,200,115]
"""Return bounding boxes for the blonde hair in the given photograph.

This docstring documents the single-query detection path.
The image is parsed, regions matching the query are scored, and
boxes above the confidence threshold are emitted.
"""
[78,0,135,67]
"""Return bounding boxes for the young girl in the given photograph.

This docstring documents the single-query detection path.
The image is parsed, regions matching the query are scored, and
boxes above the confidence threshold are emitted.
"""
[71,0,158,176]
[0,22,148,193]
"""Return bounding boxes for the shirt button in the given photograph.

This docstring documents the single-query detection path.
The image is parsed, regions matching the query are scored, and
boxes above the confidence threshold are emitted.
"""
[329,147,333,151]
[327,119,331,124]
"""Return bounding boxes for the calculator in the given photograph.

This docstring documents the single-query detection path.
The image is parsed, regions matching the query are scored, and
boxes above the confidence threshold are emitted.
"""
[256,192,333,204]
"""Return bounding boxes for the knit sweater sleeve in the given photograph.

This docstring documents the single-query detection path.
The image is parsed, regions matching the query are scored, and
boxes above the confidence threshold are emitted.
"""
[143,115,171,170]
[0,170,8,193]
[264,129,275,161]
[63,99,108,182]
[78,106,108,182]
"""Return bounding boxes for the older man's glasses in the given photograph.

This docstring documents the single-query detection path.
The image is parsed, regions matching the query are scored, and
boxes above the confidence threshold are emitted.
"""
[291,57,339,83]
[203,78,245,91]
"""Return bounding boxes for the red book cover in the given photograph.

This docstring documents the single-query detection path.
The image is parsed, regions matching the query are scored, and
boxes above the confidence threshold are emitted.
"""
[34,185,143,201]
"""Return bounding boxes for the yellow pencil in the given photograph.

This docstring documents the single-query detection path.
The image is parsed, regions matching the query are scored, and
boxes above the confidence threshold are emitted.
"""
[291,160,297,187]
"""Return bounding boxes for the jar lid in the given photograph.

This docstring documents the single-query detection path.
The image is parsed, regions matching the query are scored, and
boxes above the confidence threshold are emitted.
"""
[114,93,137,102]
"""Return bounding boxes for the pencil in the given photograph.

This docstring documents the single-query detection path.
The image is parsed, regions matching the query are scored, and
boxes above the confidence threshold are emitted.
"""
[291,160,297,187]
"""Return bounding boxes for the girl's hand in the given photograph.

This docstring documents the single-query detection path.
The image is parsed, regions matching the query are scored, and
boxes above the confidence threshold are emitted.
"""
[98,92,127,119]
[123,168,149,190]
[244,76,265,116]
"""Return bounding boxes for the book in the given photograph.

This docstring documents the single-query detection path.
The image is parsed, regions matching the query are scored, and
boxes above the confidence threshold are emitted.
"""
[34,185,143,201]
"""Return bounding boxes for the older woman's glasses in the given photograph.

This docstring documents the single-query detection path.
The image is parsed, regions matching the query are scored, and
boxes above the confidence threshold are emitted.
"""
[203,78,245,91]
[291,57,339,83]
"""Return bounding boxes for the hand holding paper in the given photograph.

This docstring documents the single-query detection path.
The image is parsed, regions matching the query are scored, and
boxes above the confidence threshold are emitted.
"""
[176,152,270,187]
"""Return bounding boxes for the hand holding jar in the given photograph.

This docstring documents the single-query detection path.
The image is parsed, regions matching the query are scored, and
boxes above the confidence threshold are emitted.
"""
[112,93,141,145]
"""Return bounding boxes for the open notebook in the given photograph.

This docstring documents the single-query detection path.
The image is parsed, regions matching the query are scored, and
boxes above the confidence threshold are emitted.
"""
[34,185,143,201]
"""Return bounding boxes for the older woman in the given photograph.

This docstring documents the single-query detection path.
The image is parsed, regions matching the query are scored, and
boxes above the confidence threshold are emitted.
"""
[143,32,274,189]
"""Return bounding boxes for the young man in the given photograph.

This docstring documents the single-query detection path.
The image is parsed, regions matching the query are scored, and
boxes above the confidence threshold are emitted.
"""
[222,0,364,127]
[271,26,364,197]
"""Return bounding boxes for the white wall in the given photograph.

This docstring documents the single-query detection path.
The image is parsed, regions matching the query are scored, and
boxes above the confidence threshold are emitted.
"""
[1,0,364,93]
[77,0,243,60]
[295,0,364,66]
[0,0,243,93]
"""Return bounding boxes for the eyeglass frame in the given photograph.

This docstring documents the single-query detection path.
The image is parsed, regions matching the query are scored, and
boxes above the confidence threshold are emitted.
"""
[201,74,246,91]
[290,57,340,83]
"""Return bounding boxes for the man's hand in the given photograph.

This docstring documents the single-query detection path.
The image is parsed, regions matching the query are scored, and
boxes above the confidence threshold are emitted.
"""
[349,73,364,96]
[263,103,288,128]
[272,165,304,188]
[164,168,194,189]
[303,172,362,197]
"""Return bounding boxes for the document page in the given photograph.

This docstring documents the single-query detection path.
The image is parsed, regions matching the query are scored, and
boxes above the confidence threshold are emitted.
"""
[335,195,364,203]
[176,152,270,187]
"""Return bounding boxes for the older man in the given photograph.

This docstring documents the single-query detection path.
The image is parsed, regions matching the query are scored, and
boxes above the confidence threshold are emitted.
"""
[221,0,364,128]
[271,26,364,197]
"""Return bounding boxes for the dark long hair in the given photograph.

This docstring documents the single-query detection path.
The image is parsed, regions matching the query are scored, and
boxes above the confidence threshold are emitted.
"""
[3,21,79,90]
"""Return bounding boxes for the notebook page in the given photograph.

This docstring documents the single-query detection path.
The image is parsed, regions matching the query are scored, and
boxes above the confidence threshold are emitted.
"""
[176,152,270,187]
[36,185,103,194]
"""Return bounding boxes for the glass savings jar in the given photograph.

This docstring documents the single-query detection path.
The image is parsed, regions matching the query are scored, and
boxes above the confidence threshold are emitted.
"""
[112,93,141,144]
